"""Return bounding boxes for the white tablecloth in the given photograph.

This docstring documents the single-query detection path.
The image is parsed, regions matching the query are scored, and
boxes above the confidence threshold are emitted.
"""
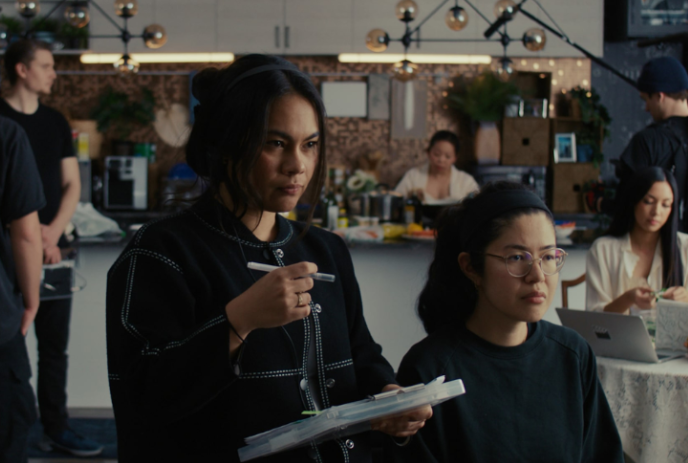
[597,356,688,463]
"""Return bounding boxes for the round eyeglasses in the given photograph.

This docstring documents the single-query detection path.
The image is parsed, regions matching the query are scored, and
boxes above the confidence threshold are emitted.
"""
[484,248,567,277]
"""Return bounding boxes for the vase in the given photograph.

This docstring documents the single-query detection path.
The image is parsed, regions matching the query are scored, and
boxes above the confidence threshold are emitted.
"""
[474,121,500,165]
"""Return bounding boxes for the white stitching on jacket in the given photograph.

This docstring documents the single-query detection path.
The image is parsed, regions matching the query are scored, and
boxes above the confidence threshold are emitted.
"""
[111,249,183,275]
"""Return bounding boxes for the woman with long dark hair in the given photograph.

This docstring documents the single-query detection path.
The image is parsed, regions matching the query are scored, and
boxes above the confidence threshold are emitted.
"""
[394,130,478,204]
[106,54,430,462]
[586,166,688,314]
[389,182,623,462]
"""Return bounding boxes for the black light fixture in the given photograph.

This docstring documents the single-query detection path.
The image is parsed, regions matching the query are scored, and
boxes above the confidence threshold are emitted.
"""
[1,0,168,75]
[366,0,637,88]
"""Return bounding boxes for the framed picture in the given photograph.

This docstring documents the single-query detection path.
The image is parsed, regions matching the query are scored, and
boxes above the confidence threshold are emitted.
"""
[554,133,577,163]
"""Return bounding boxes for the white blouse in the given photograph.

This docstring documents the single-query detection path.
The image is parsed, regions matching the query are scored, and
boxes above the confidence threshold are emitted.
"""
[393,163,479,205]
[585,232,688,313]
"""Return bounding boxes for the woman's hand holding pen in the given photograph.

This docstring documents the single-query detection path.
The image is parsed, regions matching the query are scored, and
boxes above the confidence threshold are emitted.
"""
[661,286,688,303]
[370,384,433,438]
[225,262,317,350]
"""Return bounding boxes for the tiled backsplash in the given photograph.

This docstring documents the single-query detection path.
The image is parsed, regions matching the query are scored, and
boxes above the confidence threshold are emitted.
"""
[7,55,590,189]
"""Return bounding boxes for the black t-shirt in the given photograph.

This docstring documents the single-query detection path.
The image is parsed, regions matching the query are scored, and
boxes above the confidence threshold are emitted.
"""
[0,115,45,346]
[0,99,74,225]
[609,116,688,230]
[389,320,624,463]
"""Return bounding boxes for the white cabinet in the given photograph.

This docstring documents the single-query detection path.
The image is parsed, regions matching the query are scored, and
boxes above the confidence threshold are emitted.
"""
[87,0,603,58]
[351,0,603,58]
[217,0,287,54]
[283,0,353,55]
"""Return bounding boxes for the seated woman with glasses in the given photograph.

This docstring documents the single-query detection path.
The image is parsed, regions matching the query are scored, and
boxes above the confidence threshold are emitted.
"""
[586,167,688,314]
[388,182,623,462]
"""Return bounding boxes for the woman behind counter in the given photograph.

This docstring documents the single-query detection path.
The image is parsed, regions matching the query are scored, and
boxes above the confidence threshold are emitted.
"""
[586,167,688,314]
[388,182,624,462]
[394,130,479,204]
[106,54,429,462]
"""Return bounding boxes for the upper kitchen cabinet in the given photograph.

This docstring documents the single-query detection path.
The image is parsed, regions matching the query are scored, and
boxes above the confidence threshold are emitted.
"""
[283,0,354,55]
[351,0,603,58]
[217,0,287,54]
[89,0,219,53]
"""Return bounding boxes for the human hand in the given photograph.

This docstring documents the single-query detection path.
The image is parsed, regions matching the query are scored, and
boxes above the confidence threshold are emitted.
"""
[414,189,425,203]
[44,245,62,265]
[21,305,39,336]
[625,287,655,310]
[370,384,433,437]
[41,224,61,250]
[660,286,688,303]
[225,262,317,337]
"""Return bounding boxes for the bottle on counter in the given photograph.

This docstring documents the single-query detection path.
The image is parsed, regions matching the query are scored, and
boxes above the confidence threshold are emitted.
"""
[404,192,423,225]
[323,188,339,231]
[337,207,349,229]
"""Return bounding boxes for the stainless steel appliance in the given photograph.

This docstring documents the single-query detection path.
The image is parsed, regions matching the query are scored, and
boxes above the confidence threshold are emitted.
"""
[472,165,547,204]
[348,185,404,222]
[104,156,148,210]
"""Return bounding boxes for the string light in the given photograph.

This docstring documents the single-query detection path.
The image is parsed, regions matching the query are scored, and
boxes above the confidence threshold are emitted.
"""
[521,59,527,65]
[533,63,539,70]
[557,69,564,76]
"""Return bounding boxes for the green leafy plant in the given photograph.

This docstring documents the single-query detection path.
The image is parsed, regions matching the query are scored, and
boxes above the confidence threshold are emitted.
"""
[446,71,521,122]
[60,22,89,39]
[569,86,612,167]
[60,22,89,49]
[30,16,60,33]
[90,87,156,140]
[0,15,23,35]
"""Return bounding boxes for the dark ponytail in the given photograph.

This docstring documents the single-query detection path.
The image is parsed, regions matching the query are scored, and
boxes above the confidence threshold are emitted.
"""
[418,182,553,334]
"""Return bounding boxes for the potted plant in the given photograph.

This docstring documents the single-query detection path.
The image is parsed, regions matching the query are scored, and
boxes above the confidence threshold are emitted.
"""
[0,15,24,43]
[90,86,156,156]
[568,86,611,167]
[60,21,89,50]
[446,71,520,164]
[30,16,63,49]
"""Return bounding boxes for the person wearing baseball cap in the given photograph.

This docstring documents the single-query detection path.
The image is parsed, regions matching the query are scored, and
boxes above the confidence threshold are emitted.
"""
[601,56,688,231]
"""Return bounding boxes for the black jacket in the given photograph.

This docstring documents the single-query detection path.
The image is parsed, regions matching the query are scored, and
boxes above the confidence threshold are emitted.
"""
[607,116,688,230]
[106,196,396,462]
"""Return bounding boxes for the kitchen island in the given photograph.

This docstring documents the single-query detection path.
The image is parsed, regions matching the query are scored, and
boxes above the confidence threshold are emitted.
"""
[24,215,592,409]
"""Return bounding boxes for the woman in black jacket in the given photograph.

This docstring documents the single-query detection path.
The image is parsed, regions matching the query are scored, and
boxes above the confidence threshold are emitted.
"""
[106,54,430,463]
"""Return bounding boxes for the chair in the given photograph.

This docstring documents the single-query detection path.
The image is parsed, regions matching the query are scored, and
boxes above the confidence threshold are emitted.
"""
[561,273,586,308]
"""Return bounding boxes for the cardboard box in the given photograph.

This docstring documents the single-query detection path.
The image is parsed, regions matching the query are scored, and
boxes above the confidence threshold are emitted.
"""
[552,163,600,213]
[501,118,550,166]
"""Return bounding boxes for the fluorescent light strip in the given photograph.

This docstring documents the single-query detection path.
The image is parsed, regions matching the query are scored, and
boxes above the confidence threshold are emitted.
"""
[338,53,492,64]
[80,53,235,64]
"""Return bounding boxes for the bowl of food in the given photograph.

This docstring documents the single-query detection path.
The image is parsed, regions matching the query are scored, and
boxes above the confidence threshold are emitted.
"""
[554,221,576,240]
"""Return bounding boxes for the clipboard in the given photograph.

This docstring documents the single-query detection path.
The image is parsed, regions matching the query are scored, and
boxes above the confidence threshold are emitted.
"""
[238,376,465,462]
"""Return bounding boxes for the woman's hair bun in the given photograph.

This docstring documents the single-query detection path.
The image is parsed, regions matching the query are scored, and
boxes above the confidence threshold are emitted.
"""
[191,67,222,106]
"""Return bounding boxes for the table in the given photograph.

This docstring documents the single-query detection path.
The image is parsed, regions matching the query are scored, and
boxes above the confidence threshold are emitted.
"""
[597,356,688,463]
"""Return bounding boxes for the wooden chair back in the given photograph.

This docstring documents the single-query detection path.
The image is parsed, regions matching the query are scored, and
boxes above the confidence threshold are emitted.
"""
[561,273,586,308]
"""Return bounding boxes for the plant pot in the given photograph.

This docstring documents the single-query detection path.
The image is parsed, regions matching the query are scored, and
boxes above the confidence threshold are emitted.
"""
[570,99,582,119]
[474,121,500,165]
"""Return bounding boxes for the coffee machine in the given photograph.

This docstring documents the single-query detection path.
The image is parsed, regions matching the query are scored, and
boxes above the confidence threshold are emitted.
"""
[104,156,148,210]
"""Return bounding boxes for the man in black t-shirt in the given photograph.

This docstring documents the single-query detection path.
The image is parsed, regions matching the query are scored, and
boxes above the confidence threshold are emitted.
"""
[601,57,688,230]
[0,40,102,457]
[0,115,45,463]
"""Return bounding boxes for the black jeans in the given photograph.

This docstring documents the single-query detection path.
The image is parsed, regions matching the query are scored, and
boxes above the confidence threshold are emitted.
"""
[0,331,38,463]
[33,297,72,436]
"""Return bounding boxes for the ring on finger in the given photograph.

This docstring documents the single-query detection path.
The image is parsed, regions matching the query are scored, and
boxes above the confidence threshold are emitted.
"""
[296,292,304,307]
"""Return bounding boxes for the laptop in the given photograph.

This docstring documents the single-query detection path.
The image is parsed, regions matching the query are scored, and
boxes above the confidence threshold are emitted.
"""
[556,308,685,363]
